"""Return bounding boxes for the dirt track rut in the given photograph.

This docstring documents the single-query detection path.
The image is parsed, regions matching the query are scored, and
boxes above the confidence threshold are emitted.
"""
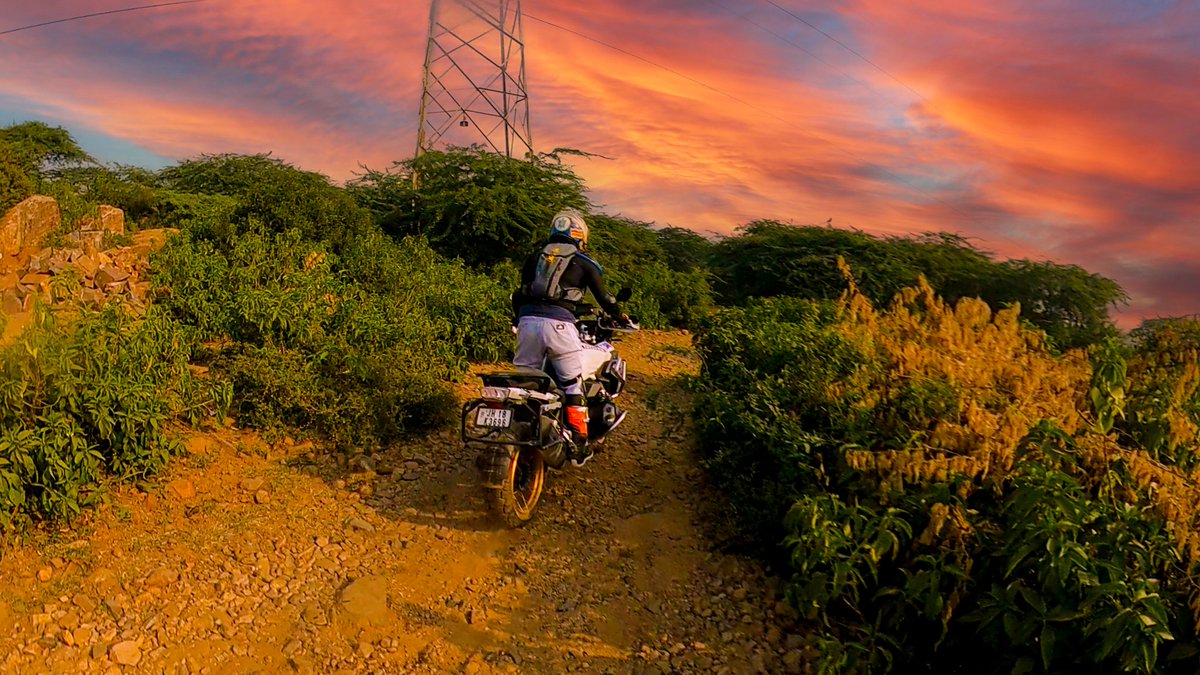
[0,331,806,674]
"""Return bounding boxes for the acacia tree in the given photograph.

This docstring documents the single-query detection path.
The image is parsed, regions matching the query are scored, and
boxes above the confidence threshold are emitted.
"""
[0,121,93,178]
[159,154,374,252]
[347,145,590,267]
[0,143,33,211]
[709,220,1125,349]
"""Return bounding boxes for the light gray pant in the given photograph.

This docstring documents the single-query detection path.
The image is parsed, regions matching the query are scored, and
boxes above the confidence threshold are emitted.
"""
[514,316,584,396]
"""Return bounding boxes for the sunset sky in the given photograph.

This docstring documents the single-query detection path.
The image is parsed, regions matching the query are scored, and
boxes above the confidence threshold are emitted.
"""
[1,0,1197,325]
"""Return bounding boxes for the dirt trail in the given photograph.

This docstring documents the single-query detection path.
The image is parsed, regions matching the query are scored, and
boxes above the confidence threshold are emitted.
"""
[0,331,805,674]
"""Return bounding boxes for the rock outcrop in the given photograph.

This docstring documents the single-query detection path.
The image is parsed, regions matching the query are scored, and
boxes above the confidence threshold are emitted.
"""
[0,196,60,257]
[0,229,176,317]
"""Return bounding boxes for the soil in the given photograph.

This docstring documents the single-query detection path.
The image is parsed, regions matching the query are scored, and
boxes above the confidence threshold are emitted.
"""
[0,330,807,674]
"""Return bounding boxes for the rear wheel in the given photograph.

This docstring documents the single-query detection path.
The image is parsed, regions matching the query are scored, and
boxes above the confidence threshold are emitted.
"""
[482,445,545,528]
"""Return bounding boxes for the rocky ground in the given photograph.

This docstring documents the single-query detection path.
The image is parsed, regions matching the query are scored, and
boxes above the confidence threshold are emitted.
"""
[0,330,808,674]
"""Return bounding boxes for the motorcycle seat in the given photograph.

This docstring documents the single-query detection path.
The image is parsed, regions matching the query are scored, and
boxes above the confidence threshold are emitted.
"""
[481,368,561,394]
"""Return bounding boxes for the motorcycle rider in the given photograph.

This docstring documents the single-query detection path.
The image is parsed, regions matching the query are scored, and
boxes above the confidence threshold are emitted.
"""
[511,208,628,467]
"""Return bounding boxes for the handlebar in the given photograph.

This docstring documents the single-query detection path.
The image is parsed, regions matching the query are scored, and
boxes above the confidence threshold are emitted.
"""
[597,316,640,331]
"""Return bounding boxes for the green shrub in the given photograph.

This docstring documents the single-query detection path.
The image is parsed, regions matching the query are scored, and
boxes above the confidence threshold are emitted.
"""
[150,227,510,448]
[348,146,590,267]
[0,121,93,178]
[586,214,713,328]
[0,303,229,529]
[1120,318,1200,470]
[339,231,513,364]
[0,143,34,212]
[694,276,1200,673]
[53,165,164,229]
[708,221,1125,350]
[160,154,373,251]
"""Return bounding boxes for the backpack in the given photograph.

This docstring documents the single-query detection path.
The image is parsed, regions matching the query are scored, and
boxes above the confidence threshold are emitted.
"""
[528,242,585,303]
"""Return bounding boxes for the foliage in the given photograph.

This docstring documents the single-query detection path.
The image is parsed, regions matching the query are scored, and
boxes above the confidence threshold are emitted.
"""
[1119,317,1200,470]
[0,303,229,530]
[51,165,164,229]
[0,142,34,212]
[0,121,94,177]
[338,230,513,365]
[693,267,1200,673]
[988,259,1129,351]
[348,145,590,267]
[349,148,714,327]
[150,227,510,448]
[586,214,714,328]
[656,226,714,273]
[160,154,373,251]
[707,221,1126,350]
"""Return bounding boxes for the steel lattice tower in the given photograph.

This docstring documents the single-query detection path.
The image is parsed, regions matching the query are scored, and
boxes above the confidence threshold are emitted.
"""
[416,0,532,159]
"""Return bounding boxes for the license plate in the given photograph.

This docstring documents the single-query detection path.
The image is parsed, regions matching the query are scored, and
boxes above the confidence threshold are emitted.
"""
[476,407,513,428]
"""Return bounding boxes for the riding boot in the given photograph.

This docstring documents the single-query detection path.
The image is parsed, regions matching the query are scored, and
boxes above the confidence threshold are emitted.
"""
[564,394,593,466]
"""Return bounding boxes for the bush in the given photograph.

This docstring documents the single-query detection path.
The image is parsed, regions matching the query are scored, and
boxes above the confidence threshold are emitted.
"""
[53,165,164,229]
[0,143,33,213]
[0,303,229,529]
[693,267,1200,673]
[586,214,713,328]
[1116,318,1200,469]
[160,154,373,251]
[348,146,590,267]
[708,221,1126,350]
[150,227,511,448]
[0,121,93,178]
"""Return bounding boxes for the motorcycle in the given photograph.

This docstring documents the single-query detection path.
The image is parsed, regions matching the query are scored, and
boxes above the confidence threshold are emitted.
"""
[461,291,639,527]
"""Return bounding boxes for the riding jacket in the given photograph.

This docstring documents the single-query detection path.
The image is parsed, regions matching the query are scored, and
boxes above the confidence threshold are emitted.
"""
[511,234,622,323]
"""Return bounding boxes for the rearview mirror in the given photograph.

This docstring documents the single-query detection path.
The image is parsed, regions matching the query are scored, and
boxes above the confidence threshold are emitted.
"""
[616,287,633,302]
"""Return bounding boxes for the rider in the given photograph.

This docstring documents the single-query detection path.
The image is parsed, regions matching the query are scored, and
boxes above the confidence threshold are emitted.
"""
[511,208,628,467]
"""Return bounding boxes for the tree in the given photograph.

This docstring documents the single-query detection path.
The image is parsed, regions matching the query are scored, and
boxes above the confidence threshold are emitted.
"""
[985,260,1127,349]
[586,214,713,327]
[708,220,1125,349]
[0,121,93,177]
[160,154,373,251]
[657,226,714,273]
[0,142,34,212]
[347,145,589,267]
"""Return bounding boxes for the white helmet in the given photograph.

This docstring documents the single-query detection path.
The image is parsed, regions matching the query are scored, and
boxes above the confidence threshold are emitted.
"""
[550,208,589,248]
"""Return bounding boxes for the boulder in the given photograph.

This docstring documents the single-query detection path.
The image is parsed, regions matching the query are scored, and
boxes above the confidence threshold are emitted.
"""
[130,228,178,256]
[65,230,104,254]
[72,205,125,235]
[19,272,51,289]
[79,288,105,306]
[97,205,125,234]
[0,196,60,256]
[1,288,21,314]
[73,253,99,279]
[94,265,130,288]
[109,641,141,666]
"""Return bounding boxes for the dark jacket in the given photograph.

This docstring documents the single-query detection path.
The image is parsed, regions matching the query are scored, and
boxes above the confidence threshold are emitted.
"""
[512,234,622,322]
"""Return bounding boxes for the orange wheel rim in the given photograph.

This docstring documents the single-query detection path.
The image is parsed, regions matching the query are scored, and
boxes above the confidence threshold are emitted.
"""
[509,448,544,519]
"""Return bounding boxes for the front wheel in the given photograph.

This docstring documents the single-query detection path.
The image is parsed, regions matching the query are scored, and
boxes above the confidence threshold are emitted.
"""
[482,445,545,527]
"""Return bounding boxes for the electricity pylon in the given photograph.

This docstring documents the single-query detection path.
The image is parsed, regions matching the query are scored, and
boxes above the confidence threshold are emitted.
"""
[416,0,532,159]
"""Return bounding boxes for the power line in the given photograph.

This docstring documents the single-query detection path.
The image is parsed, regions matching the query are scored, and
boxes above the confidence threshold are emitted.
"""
[759,0,929,103]
[0,1,205,37]
[523,11,975,221]
[707,0,893,106]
